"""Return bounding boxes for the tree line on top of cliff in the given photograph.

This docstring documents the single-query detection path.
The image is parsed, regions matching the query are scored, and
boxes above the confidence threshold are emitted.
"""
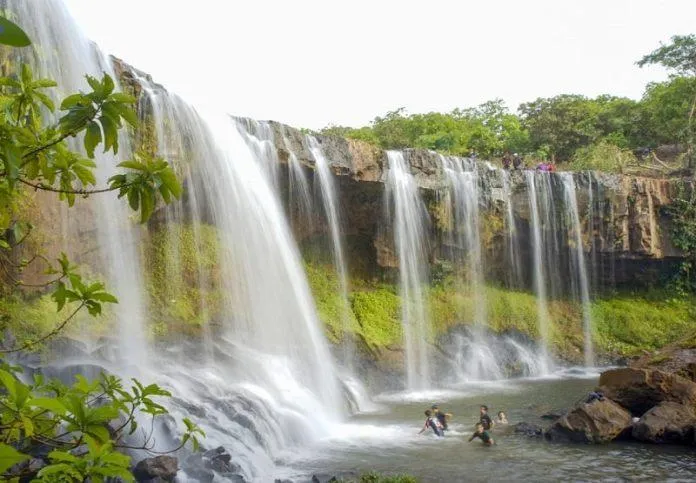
[319,35,696,172]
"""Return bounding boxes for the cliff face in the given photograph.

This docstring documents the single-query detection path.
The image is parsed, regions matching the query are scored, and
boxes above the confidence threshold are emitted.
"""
[14,58,689,297]
[225,118,688,290]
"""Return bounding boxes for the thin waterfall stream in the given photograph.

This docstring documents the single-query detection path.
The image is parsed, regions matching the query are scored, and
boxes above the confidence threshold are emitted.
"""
[385,151,431,390]
[561,173,595,367]
[308,136,354,368]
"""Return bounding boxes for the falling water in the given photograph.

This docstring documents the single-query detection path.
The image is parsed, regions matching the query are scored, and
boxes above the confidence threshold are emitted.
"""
[525,171,552,373]
[502,170,523,288]
[442,157,486,326]
[385,151,431,389]
[561,173,594,367]
[5,0,148,366]
[7,1,352,478]
[308,137,353,367]
[281,126,313,233]
[442,156,501,381]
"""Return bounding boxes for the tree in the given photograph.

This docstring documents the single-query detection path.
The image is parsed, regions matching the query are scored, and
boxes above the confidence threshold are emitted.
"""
[0,17,202,481]
[518,95,601,161]
[638,34,696,166]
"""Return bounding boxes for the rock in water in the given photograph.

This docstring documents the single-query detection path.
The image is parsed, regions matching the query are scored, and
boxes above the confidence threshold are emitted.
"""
[133,456,178,482]
[545,399,632,443]
[514,422,544,437]
[632,401,696,444]
[598,368,696,415]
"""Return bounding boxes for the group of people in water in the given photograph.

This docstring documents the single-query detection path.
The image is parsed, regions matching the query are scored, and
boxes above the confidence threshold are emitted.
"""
[419,404,508,446]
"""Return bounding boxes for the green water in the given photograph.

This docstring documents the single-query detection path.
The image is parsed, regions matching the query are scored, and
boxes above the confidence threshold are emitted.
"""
[284,376,696,482]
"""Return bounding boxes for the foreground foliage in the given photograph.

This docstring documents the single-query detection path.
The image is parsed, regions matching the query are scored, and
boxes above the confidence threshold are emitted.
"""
[0,17,200,481]
[0,365,203,481]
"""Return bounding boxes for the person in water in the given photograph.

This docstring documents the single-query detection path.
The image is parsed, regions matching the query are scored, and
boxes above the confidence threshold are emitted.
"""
[431,404,452,431]
[479,405,494,431]
[419,409,444,437]
[468,422,494,446]
[496,411,509,425]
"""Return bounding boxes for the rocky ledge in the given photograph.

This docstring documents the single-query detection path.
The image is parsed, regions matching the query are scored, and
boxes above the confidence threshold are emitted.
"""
[545,366,696,445]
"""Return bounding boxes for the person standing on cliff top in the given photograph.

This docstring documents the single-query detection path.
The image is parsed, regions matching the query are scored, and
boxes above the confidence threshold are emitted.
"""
[512,153,523,170]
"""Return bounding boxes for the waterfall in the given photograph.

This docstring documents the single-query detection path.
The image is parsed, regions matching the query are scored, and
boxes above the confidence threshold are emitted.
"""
[560,173,594,367]
[442,156,502,380]
[502,170,523,288]
[442,157,485,326]
[6,1,351,478]
[308,137,353,367]
[4,0,148,367]
[524,171,553,373]
[385,151,431,390]
[282,126,313,234]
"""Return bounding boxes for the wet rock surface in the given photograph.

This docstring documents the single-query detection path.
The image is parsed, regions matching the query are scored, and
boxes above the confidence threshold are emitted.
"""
[545,398,632,443]
[514,422,544,437]
[632,401,696,444]
[598,368,696,415]
[133,455,178,482]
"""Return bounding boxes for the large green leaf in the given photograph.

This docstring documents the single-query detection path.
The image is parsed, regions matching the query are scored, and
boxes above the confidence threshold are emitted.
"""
[0,17,31,47]
[0,442,30,474]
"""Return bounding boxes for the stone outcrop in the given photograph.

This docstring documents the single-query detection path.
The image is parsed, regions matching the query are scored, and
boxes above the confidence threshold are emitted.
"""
[598,368,696,415]
[632,402,696,444]
[133,456,178,482]
[545,399,632,443]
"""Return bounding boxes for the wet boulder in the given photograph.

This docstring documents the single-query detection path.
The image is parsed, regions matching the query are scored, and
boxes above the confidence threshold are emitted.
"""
[514,422,543,437]
[203,446,240,474]
[545,398,632,443]
[133,456,178,482]
[598,368,696,415]
[632,401,696,444]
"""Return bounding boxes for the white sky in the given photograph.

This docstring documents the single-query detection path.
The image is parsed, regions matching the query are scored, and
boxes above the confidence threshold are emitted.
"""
[63,0,696,130]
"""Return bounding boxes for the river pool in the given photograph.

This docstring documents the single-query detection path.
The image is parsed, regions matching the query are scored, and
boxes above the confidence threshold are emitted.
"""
[278,372,696,482]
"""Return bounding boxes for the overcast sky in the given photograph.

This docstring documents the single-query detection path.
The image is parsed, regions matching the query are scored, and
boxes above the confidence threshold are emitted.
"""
[62,0,695,129]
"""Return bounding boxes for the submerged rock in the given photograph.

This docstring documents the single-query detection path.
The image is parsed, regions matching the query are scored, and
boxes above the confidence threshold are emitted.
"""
[598,368,696,415]
[133,456,178,482]
[545,399,632,443]
[514,422,544,437]
[632,401,696,444]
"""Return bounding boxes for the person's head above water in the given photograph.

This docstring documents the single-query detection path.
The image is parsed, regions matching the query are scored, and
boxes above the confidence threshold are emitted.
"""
[475,422,484,433]
[431,404,439,412]
[497,411,507,421]
[480,405,488,414]
[424,409,432,417]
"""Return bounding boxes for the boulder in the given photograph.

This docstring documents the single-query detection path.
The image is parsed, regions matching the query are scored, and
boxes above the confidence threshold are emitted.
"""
[545,398,632,443]
[514,422,543,437]
[598,368,696,415]
[202,446,241,474]
[632,401,696,444]
[133,456,178,482]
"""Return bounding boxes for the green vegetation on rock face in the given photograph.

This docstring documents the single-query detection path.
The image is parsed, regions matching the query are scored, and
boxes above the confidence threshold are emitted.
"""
[144,223,223,337]
[303,262,696,361]
[593,291,695,356]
